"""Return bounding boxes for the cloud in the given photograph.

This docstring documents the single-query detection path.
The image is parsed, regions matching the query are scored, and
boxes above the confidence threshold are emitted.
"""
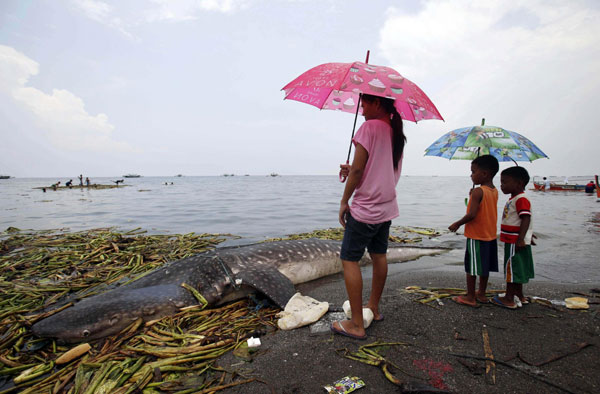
[378,0,600,174]
[70,0,134,39]
[0,45,135,153]
[144,0,250,22]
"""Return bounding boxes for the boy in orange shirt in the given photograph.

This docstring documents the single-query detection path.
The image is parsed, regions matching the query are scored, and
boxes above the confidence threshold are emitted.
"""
[449,155,499,307]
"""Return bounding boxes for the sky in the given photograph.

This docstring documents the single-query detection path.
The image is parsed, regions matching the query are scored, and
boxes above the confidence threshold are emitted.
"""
[1,0,599,178]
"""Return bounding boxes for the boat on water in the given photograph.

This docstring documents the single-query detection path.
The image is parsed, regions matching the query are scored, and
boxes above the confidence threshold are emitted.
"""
[532,176,591,191]
[533,183,586,191]
[123,174,141,178]
[0,175,10,179]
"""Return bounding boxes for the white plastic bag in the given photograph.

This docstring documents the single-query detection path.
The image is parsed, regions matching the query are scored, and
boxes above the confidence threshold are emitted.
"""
[277,293,329,330]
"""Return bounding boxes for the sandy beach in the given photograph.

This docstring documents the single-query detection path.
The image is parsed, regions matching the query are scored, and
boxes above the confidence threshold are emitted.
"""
[218,255,600,394]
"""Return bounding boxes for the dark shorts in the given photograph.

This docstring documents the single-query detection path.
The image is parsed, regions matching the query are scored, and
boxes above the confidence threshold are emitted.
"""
[340,213,391,262]
[464,238,498,276]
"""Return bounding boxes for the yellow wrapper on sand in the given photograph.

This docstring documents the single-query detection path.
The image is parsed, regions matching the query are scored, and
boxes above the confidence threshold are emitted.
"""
[564,297,589,310]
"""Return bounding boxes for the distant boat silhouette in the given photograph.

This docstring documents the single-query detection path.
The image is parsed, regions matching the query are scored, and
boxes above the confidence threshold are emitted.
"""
[123,174,141,178]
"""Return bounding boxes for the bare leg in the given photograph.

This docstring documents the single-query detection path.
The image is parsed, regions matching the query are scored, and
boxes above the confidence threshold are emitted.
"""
[476,275,490,302]
[365,252,387,320]
[515,284,525,301]
[464,274,477,302]
[332,259,366,337]
[498,283,517,307]
[454,274,477,306]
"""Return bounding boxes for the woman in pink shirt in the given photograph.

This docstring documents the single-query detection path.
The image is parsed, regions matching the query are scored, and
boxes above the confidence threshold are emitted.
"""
[331,94,405,340]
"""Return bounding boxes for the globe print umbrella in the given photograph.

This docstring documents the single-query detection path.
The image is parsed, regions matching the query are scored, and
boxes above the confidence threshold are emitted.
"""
[424,121,548,163]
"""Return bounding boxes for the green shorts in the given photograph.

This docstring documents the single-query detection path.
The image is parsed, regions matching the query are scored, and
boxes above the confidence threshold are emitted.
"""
[504,243,534,284]
[464,238,498,276]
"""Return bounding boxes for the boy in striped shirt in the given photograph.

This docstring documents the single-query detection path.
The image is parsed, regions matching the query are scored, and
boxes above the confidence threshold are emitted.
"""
[492,166,534,309]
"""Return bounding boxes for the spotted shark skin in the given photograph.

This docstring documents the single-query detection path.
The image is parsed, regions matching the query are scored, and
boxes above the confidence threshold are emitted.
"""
[31,239,447,343]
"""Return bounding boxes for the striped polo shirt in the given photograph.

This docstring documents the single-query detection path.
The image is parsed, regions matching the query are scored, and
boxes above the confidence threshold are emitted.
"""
[500,193,533,244]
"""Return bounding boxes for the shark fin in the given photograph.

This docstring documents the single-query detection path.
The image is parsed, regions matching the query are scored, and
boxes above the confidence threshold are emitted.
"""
[234,264,295,308]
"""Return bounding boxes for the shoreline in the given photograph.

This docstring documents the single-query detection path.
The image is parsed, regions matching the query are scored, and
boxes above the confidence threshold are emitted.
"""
[1,228,597,392]
[218,267,600,393]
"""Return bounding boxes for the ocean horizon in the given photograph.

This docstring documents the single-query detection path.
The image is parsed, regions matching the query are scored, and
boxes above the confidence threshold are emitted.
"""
[1,175,598,284]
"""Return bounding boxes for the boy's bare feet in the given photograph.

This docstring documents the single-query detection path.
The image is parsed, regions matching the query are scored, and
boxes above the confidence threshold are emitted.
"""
[476,292,489,303]
[491,295,517,309]
[452,295,477,307]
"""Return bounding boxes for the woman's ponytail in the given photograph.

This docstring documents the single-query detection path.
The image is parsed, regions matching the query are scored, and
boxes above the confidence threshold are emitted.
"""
[389,106,405,170]
[375,96,405,170]
[361,94,406,170]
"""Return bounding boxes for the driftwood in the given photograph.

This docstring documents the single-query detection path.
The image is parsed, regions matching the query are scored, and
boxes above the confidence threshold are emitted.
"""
[450,353,576,394]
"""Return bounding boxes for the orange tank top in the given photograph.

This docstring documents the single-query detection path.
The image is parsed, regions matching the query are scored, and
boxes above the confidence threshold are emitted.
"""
[464,185,498,241]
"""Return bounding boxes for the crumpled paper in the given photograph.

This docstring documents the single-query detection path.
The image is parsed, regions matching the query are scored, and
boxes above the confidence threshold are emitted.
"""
[277,293,329,330]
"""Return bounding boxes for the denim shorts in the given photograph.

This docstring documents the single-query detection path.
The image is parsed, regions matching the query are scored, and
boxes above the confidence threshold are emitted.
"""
[340,212,391,262]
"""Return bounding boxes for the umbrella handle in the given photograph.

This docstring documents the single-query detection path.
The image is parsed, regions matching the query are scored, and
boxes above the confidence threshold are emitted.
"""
[339,160,349,183]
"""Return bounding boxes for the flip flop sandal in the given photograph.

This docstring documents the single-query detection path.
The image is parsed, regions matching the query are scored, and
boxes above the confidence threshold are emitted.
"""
[330,320,367,340]
[491,295,518,309]
[452,296,478,308]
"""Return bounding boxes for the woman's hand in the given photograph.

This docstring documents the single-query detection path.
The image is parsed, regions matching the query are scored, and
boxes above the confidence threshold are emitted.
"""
[339,163,350,182]
[339,202,349,228]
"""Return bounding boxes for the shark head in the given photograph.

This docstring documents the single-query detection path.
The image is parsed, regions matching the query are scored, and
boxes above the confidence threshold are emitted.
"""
[32,285,191,343]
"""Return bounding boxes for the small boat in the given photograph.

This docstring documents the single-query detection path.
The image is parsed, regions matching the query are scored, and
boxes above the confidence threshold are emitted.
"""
[532,176,588,191]
[123,174,141,178]
[0,175,10,179]
[533,182,586,191]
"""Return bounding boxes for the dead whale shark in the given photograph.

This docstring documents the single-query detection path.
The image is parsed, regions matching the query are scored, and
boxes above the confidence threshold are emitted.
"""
[32,239,447,343]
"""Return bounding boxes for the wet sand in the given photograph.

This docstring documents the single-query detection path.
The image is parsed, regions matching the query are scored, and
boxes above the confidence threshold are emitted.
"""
[218,256,600,393]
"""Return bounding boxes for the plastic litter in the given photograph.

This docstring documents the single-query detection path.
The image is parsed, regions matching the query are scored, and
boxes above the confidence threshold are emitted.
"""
[531,296,566,307]
[309,312,346,334]
[565,297,589,309]
[247,337,261,348]
[342,300,374,328]
[324,376,365,393]
[277,292,329,330]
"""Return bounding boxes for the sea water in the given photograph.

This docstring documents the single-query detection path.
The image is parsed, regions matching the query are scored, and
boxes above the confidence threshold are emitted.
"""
[0,175,598,283]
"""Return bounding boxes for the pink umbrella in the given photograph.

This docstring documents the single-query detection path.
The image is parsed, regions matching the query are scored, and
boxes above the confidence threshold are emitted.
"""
[281,51,443,181]
[282,57,443,123]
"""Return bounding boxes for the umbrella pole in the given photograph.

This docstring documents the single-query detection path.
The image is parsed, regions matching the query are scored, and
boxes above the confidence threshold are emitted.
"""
[340,50,369,183]
[345,94,363,163]
[339,94,362,182]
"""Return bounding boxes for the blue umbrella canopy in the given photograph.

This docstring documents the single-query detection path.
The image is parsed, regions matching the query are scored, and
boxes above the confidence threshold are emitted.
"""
[424,124,548,162]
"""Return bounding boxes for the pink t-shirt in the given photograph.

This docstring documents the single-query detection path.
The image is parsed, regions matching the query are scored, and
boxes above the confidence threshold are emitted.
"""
[349,119,403,224]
